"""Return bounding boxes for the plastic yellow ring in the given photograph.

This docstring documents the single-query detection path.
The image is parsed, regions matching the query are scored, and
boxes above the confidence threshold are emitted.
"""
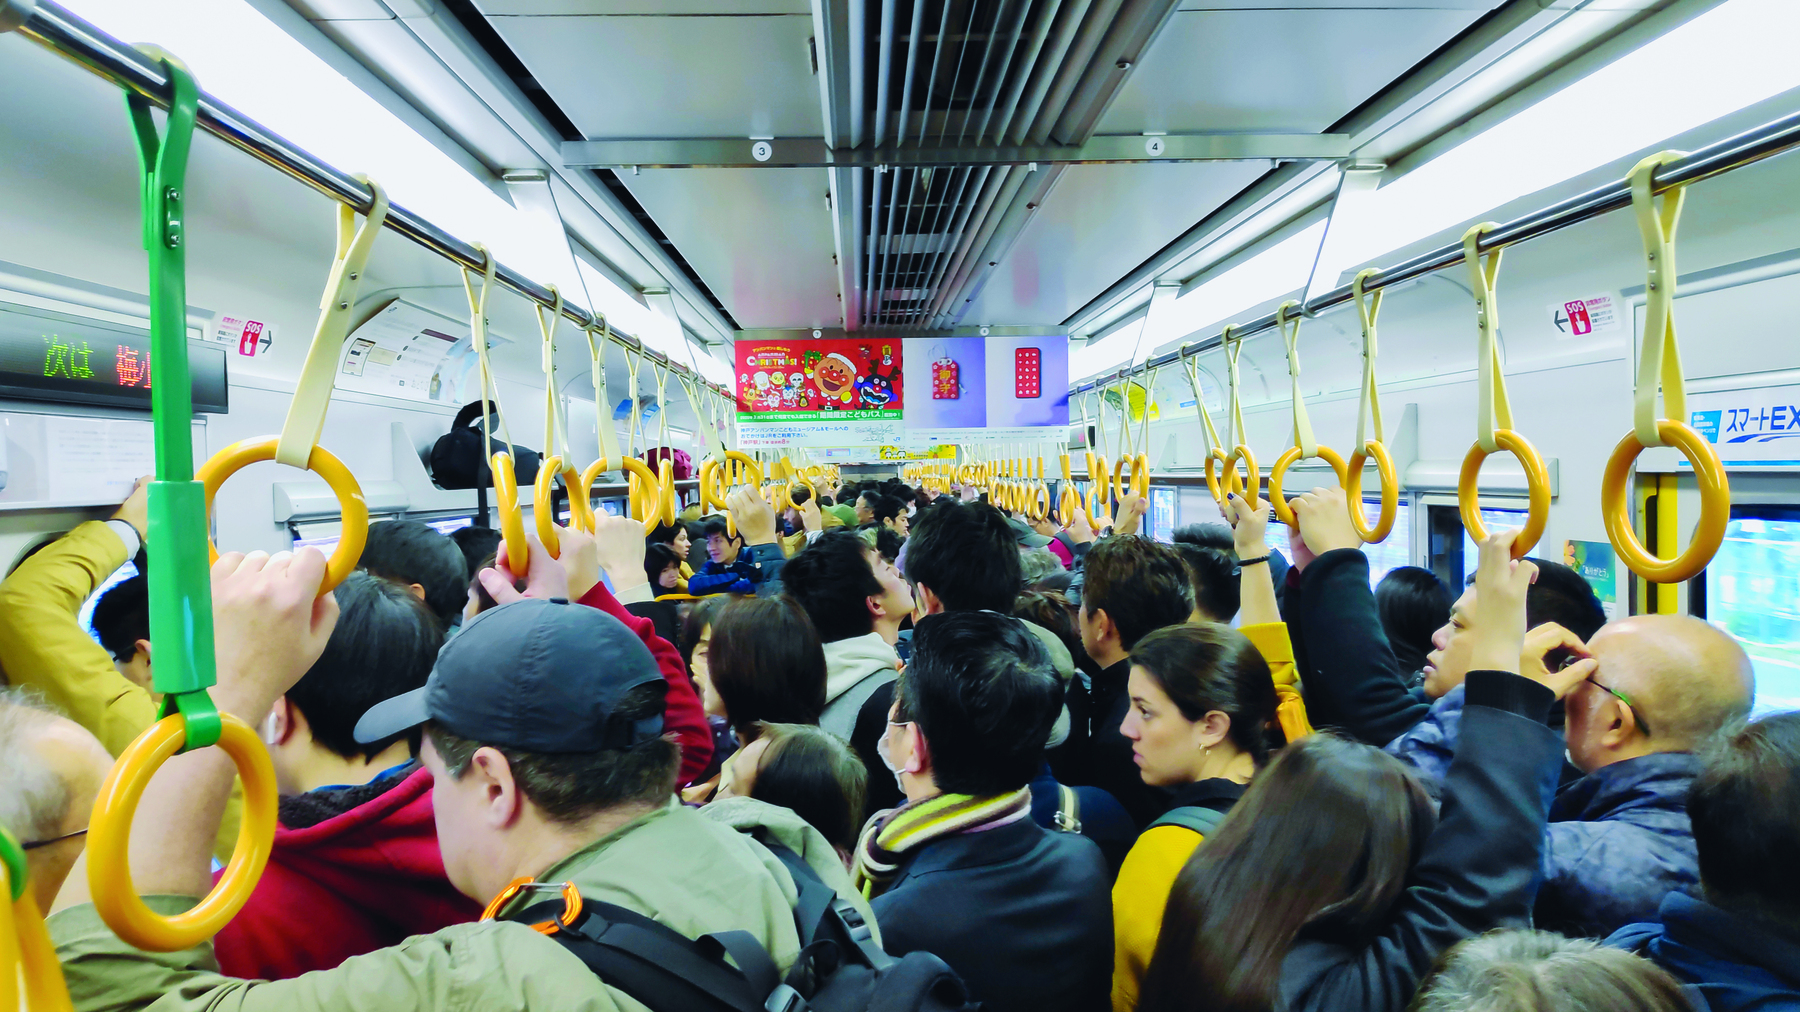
[786,475,814,510]
[1345,440,1399,543]
[1601,420,1730,583]
[491,451,530,577]
[199,437,367,595]
[1458,429,1551,558]
[7,884,69,1012]
[1270,445,1350,527]
[576,457,610,534]
[563,462,595,537]
[87,713,276,952]
[1206,445,1259,509]
[534,456,583,559]
[619,458,662,534]
[1026,482,1050,522]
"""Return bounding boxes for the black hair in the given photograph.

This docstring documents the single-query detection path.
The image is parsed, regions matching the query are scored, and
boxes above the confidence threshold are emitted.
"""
[745,722,868,856]
[680,595,728,670]
[1172,524,1236,552]
[1081,535,1194,650]
[817,495,836,508]
[780,530,881,643]
[896,611,1062,796]
[644,544,683,590]
[890,484,918,505]
[449,526,502,583]
[91,572,150,663]
[1688,712,1800,933]
[1130,624,1283,768]
[702,517,745,546]
[359,520,469,630]
[289,571,443,759]
[708,596,827,744]
[1377,567,1452,676]
[647,521,692,547]
[1171,543,1240,622]
[871,526,903,563]
[1463,559,1608,642]
[902,500,1021,613]
[871,495,905,525]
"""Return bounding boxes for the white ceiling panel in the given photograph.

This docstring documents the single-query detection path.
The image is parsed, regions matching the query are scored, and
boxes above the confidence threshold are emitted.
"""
[481,1,811,12]
[620,169,843,330]
[962,161,1272,328]
[1176,1,1498,8]
[479,10,822,138]
[1100,6,1495,135]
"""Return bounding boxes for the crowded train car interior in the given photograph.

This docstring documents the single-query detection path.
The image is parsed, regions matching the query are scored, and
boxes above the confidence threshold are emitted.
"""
[2,0,1799,1010]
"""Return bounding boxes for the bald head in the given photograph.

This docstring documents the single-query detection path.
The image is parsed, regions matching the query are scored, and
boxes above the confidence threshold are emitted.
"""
[1587,615,1755,751]
[0,689,113,911]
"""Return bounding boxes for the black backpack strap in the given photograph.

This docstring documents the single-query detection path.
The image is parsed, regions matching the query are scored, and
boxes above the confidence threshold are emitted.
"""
[513,898,772,1012]
[452,399,494,430]
[757,841,885,969]
[1148,805,1227,838]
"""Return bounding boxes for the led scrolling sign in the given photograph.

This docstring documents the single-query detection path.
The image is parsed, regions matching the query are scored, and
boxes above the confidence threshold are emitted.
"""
[0,302,228,413]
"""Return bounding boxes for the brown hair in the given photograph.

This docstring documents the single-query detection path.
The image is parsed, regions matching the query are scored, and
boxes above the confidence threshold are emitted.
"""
[709,596,827,743]
[1129,623,1283,768]
[745,722,868,854]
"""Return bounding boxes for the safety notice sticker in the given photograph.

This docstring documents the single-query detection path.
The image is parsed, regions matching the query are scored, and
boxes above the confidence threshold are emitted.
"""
[1548,294,1622,337]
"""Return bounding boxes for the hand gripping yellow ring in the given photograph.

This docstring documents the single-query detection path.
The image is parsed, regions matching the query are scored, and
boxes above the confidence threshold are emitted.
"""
[1269,445,1350,527]
[199,437,367,595]
[1345,441,1399,543]
[87,713,277,951]
[1458,430,1551,558]
[534,456,587,559]
[491,451,530,577]
[1601,420,1730,583]
[1085,453,1113,528]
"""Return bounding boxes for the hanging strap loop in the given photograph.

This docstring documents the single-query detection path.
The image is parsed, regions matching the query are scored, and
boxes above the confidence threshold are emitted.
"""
[1277,301,1318,459]
[538,286,568,463]
[1632,151,1688,448]
[276,177,389,469]
[462,247,526,574]
[1464,222,1510,454]
[1353,269,1385,450]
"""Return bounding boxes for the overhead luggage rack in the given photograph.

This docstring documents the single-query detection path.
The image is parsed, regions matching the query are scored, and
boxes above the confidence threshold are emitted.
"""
[4,0,732,399]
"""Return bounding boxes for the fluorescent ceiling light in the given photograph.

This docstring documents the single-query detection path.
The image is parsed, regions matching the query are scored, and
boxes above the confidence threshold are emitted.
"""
[1074,222,1328,382]
[60,0,664,348]
[1342,0,1800,268]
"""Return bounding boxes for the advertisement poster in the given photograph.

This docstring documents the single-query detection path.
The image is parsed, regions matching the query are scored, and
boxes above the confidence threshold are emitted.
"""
[735,337,903,447]
[1565,539,1620,618]
[334,299,506,406]
[1688,383,1800,464]
[902,334,1069,443]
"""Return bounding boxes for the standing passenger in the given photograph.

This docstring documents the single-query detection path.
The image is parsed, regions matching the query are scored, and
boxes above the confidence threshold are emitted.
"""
[863,611,1112,1012]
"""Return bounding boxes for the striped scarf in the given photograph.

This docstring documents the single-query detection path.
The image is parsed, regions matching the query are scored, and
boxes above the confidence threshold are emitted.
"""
[853,787,1033,898]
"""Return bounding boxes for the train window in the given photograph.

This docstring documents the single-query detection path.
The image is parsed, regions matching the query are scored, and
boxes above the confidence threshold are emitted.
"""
[1697,506,1800,716]
[1148,486,1176,541]
[1262,498,1412,588]
[79,558,138,642]
[1425,503,1531,589]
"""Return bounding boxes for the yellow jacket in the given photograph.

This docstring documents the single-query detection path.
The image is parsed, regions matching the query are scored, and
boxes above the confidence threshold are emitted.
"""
[1109,621,1310,1012]
[0,520,240,860]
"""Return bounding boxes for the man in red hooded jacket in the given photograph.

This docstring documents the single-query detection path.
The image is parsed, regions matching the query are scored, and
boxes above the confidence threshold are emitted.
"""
[212,520,712,978]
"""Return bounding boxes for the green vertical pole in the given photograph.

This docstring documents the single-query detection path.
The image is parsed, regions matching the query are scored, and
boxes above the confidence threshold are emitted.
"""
[128,50,219,752]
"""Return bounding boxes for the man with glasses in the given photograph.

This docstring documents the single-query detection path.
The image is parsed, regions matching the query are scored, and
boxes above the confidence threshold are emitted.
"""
[1388,608,1755,938]
[0,687,115,914]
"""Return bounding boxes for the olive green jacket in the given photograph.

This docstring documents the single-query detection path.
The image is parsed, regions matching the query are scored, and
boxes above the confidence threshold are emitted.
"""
[52,797,873,1011]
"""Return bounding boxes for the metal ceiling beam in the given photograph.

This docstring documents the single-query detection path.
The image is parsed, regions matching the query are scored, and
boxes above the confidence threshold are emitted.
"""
[561,133,1351,169]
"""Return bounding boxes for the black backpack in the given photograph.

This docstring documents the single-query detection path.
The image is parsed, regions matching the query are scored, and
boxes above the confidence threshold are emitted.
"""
[429,400,541,490]
[507,841,978,1012]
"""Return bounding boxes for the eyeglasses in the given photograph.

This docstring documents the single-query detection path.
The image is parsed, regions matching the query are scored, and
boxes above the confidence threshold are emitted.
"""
[1586,675,1651,737]
[22,828,87,850]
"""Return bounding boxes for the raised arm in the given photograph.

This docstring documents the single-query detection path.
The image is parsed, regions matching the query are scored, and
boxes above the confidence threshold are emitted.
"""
[1225,492,1280,627]
[1285,533,1588,1012]
[0,479,155,756]
[1286,487,1426,744]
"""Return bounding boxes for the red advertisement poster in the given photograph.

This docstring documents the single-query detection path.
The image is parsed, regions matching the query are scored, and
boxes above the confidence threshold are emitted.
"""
[734,337,904,421]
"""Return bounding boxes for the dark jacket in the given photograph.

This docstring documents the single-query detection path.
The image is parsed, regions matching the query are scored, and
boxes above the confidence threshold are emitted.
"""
[850,679,904,814]
[1387,691,1702,938]
[1279,670,1565,1012]
[1028,765,1137,877]
[1283,550,1430,745]
[686,542,788,596]
[872,815,1113,1012]
[1072,658,1171,829]
[1609,892,1800,1011]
